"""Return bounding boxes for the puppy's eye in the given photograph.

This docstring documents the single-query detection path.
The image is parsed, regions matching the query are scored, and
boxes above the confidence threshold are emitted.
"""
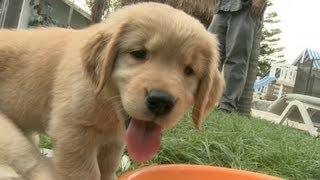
[184,66,194,76]
[130,50,147,60]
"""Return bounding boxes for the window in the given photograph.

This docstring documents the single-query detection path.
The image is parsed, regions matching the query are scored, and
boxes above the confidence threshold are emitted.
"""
[1,0,23,28]
[0,0,9,28]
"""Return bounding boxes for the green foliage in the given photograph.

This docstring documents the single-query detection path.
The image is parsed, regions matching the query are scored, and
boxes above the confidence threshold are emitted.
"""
[263,12,280,23]
[259,0,285,76]
[86,0,122,16]
[257,60,271,76]
[108,0,122,12]
[28,0,58,27]
[86,0,94,9]
[39,134,53,149]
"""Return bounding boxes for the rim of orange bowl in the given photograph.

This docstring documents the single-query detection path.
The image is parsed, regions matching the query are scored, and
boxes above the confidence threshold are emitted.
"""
[119,164,284,180]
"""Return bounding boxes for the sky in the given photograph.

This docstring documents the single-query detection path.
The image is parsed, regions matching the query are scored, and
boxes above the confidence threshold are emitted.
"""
[77,0,320,63]
[270,0,320,62]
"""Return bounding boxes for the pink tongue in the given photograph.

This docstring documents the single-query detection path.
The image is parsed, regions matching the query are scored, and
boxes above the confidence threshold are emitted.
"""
[126,119,162,162]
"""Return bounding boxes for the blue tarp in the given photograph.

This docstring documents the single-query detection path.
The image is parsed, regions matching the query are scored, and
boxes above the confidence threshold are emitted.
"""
[254,76,277,91]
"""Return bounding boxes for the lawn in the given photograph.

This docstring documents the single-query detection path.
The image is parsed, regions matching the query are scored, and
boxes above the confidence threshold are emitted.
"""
[120,111,320,180]
[40,111,320,180]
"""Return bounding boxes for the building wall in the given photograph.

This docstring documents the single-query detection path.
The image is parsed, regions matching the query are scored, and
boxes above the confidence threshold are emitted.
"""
[70,9,90,29]
[264,84,294,101]
[4,0,90,29]
[294,64,320,98]
[42,0,90,28]
[2,0,23,28]
[18,0,31,29]
[269,63,297,87]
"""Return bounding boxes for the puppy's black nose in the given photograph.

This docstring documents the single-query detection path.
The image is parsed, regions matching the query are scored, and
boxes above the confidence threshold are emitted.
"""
[146,90,175,116]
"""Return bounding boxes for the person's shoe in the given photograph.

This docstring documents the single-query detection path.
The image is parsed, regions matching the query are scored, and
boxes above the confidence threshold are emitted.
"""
[217,107,232,114]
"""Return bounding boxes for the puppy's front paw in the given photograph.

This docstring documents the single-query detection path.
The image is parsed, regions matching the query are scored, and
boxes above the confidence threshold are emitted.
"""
[26,160,54,180]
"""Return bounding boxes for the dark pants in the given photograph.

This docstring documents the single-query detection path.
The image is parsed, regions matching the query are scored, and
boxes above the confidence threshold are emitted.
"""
[208,8,257,111]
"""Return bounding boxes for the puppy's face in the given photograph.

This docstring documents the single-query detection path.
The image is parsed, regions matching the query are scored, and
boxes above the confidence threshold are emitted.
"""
[112,30,203,129]
[82,3,224,162]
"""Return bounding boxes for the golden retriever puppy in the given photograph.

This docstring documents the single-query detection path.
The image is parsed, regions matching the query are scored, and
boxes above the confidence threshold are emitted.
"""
[0,2,224,180]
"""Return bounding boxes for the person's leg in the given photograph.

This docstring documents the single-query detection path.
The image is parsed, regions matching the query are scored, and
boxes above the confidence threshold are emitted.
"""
[208,13,228,70]
[219,9,256,112]
[237,14,264,115]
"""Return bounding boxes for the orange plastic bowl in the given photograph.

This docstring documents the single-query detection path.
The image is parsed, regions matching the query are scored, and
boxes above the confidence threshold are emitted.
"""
[119,164,284,180]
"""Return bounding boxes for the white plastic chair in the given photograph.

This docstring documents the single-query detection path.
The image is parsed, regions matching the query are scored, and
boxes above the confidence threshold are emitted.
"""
[269,94,320,137]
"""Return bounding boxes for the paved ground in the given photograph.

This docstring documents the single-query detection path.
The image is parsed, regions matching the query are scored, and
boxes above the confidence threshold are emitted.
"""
[251,109,310,132]
[0,109,311,179]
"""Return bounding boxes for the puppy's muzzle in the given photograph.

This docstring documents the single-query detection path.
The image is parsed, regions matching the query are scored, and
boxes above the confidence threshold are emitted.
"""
[146,90,175,117]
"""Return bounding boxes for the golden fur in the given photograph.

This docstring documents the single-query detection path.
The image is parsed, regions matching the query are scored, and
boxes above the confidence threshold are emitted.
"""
[0,2,224,180]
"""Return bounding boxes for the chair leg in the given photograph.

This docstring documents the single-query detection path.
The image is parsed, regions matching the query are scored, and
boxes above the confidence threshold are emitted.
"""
[295,101,319,137]
[278,100,318,137]
[278,101,296,125]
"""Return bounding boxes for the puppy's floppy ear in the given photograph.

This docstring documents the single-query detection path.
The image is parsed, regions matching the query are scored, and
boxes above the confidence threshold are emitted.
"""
[81,22,128,95]
[192,49,225,130]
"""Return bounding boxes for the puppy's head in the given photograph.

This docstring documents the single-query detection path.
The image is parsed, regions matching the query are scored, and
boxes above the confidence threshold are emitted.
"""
[82,2,224,162]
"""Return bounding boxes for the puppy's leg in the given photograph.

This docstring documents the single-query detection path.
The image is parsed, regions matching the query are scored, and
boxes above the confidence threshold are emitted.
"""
[0,111,52,180]
[51,125,101,180]
[28,132,40,147]
[98,140,125,180]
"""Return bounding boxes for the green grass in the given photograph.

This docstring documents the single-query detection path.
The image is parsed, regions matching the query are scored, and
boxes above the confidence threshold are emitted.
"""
[39,134,53,149]
[40,111,320,179]
[121,111,320,179]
